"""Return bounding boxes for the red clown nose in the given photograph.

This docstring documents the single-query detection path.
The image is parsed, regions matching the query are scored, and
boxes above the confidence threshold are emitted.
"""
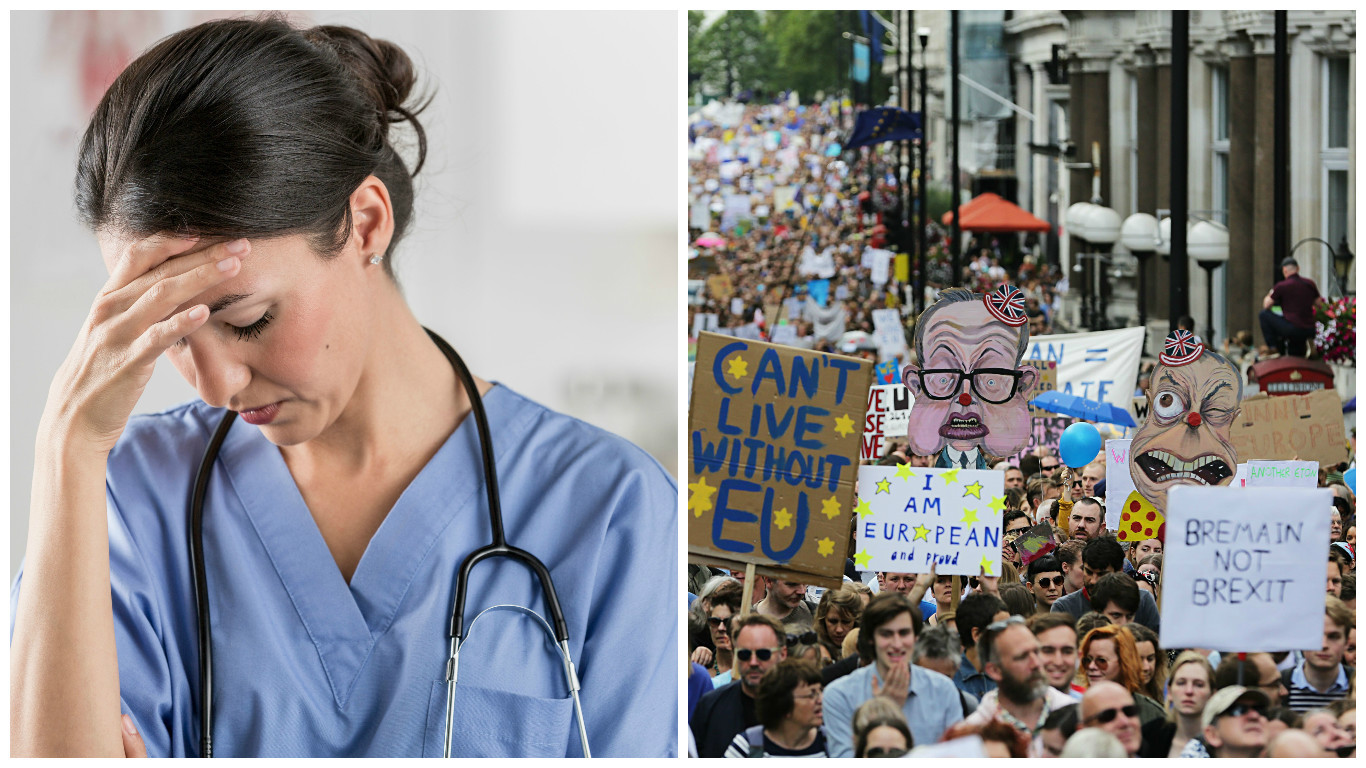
[958,393,972,406]
[1186,412,1202,427]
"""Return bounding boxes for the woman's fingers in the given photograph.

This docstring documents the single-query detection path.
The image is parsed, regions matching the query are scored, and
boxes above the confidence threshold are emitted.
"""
[129,303,211,367]
[98,238,247,325]
[119,248,242,339]
[102,233,203,292]
[121,714,147,758]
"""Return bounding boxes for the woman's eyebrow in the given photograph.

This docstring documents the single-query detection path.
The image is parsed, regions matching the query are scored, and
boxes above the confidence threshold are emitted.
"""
[208,293,252,313]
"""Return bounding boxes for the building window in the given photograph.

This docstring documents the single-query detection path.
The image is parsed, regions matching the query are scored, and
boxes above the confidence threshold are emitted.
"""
[1325,56,1350,149]
[1321,56,1351,289]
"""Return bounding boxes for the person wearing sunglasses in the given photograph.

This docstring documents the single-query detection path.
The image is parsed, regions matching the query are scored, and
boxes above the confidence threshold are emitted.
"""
[690,614,788,758]
[851,696,913,757]
[722,659,828,758]
[1186,685,1272,758]
[1078,680,1144,757]
[704,588,743,684]
[1078,625,1166,726]
[961,616,1077,756]
[1026,555,1065,612]
[823,593,965,757]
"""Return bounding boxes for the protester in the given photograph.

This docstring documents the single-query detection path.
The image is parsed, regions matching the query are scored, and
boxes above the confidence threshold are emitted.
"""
[954,593,1010,699]
[690,614,789,758]
[1265,727,1334,757]
[1078,625,1165,724]
[1055,539,1086,595]
[850,697,913,758]
[1039,703,1080,756]
[822,593,964,756]
[1213,652,1287,708]
[940,719,1031,758]
[1283,596,1355,711]
[1126,624,1168,704]
[911,623,980,717]
[1081,461,1105,500]
[1301,708,1355,755]
[1026,555,1065,612]
[1197,685,1272,758]
[1028,612,1085,700]
[1126,537,1162,573]
[1089,572,1141,627]
[814,584,863,661]
[1051,538,1161,632]
[722,659,829,758]
[1139,650,1215,757]
[755,579,815,630]
[1078,680,1144,757]
[962,616,1076,756]
[998,582,1037,619]
[704,586,743,683]
[1059,727,1129,758]
[1066,498,1106,542]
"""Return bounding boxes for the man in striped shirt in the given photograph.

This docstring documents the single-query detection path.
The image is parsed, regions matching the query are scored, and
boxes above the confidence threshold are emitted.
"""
[1283,596,1354,711]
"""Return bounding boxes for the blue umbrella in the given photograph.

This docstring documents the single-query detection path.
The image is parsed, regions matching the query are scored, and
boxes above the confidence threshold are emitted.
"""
[1029,390,1137,428]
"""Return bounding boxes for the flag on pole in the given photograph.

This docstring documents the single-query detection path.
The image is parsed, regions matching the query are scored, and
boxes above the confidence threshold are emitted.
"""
[845,107,922,150]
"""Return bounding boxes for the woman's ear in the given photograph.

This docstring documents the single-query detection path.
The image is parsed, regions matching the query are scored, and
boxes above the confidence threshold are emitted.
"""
[349,175,395,263]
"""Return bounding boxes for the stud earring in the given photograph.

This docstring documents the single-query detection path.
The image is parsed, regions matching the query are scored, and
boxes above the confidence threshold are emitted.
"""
[369,254,383,265]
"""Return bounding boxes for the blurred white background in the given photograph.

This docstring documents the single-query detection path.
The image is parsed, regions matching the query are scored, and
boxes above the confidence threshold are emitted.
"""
[10,11,679,578]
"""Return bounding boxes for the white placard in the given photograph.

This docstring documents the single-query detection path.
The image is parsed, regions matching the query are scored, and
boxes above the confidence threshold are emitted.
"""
[855,467,1005,576]
[1160,486,1332,652]
[1025,328,1145,415]
[869,248,892,286]
[1233,463,1249,487]
[861,384,913,461]
[1103,439,1135,532]
[692,312,719,337]
[1245,460,1319,488]
[730,297,744,316]
[870,308,907,358]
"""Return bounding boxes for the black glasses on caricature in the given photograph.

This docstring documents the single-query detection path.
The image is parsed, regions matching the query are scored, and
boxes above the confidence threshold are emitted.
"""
[735,646,784,663]
[1083,703,1138,724]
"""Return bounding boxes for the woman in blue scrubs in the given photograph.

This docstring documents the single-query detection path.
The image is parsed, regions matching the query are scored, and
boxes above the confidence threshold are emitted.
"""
[10,17,677,757]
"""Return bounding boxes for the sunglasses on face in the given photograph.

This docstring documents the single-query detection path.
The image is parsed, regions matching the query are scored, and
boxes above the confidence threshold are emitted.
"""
[1082,656,1111,671]
[1084,703,1138,724]
[1034,575,1064,588]
[786,631,818,647]
[735,646,784,663]
[1220,703,1269,720]
[864,747,908,758]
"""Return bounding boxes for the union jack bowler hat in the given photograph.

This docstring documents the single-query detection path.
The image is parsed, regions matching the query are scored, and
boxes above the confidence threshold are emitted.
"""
[1159,330,1204,366]
[983,285,1027,327]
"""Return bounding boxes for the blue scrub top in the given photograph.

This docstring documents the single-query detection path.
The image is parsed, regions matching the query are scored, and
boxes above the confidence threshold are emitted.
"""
[11,385,678,757]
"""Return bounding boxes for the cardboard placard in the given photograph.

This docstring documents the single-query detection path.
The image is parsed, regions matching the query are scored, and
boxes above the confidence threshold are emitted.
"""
[1245,460,1319,488]
[853,466,1005,576]
[688,333,872,587]
[1104,439,1135,532]
[1231,391,1349,468]
[1024,360,1059,418]
[1159,486,1332,652]
[861,384,913,462]
[706,273,735,302]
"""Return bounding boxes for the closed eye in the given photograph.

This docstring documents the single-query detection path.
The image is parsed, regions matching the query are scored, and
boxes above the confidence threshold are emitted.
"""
[230,310,274,341]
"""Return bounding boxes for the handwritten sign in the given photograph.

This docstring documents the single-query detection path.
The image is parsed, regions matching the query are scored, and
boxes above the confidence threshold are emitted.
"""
[1104,439,1136,531]
[769,324,798,346]
[1024,360,1059,418]
[854,467,1005,577]
[1230,391,1349,468]
[692,312,719,338]
[689,333,872,587]
[1160,486,1332,652]
[1245,461,1319,488]
[861,384,913,462]
[1025,327,1144,415]
[706,273,735,302]
[1007,416,1072,465]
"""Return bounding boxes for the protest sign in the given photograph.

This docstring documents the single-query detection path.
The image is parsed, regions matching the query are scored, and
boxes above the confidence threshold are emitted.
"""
[861,384,913,461]
[1245,460,1319,488]
[692,312,719,338]
[730,297,744,316]
[1233,463,1248,487]
[721,192,751,230]
[784,296,805,321]
[688,279,706,307]
[870,308,907,359]
[1159,486,1332,652]
[1015,521,1057,567]
[894,253,909,284]
[868,248,892,286]
[769,323,797,346]
[1024,327,1145,415]
[705,273,734,302]
[1023,360,1059,418]
[807,279,830,307]
[1230,391,1349,468]
[1104,439,1135,532]
[872,360,901,385]
[773,185,798,213]
[1007,416,1071,465]
[689,333,873,587]
[854,466,1005,576]
[690,198,713,230]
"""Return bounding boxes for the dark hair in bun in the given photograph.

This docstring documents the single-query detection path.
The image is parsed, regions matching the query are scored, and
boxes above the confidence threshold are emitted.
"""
[75,14,430,272]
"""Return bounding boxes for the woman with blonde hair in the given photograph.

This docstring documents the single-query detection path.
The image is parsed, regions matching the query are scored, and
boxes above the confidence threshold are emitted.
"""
[851,697,912,757]
[815,584,864,660]
[1078,625,1165,725]
[1125,623,1169,703]
[1138,650,1215,757]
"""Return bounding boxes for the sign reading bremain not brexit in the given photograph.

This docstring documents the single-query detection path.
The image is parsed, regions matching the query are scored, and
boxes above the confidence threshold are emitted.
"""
[688,332,873,588]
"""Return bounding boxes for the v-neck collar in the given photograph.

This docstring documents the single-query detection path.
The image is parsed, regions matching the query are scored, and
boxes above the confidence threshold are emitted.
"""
[212,385,512,708]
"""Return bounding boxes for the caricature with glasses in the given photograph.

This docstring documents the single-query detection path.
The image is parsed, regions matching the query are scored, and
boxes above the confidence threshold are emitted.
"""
[901,286,1039,469]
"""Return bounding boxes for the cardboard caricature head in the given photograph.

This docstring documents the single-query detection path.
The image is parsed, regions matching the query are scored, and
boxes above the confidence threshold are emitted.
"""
[901,286,1038,459]
[1128,331,1242,510]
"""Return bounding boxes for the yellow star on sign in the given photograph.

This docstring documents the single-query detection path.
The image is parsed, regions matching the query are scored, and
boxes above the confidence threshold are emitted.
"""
[940,467,960,484]
[913,524,930,541]
[987,495,1007,515]
[960,507,979,525]
[894,463,916,481]
[726,356,748,379]
[833,413,856,438]
[854,550,873,569]
[875,478,892,494]
[773,507,792,530]
[821,496,842,520]
[980,557,997,576]
[817,537,835,557]
[963,481,983,499]
[855,498,874,519]
[688,475,718,517]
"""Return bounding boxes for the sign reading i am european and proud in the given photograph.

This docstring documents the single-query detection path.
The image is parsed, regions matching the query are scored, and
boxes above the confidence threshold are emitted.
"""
[853,466,1005,577]
[688,332,873,587]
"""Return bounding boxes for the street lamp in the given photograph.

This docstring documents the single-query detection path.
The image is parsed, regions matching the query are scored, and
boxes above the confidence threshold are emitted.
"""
[1188,220,1230,345]
[1121,213,1159,330]
[1067,203,1094,327]
[1289,236,1356,298]
[1081,204,1121,329]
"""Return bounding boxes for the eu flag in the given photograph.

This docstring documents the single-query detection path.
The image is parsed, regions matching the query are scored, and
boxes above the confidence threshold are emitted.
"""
[845,107,921,150]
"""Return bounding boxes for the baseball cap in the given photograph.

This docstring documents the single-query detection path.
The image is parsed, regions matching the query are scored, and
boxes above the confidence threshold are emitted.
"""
[1280,257,1298,269]
[1201,685,1272,729]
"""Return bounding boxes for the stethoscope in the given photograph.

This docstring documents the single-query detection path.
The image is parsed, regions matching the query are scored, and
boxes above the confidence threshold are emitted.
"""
[188,329,590,757]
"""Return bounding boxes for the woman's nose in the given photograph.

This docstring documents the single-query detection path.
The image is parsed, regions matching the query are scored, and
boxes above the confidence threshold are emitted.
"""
[189,342,251,408]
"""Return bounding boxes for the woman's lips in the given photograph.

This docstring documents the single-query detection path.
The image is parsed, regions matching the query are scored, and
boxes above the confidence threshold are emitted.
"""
[238,401,282,425]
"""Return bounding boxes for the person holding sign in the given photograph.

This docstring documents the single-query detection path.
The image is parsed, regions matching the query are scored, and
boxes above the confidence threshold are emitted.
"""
[902,286,1038,470]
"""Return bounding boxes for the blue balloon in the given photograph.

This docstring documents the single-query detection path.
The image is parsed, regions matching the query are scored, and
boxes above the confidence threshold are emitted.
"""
[1345,467,1356,495]
[1059,422,1103,469]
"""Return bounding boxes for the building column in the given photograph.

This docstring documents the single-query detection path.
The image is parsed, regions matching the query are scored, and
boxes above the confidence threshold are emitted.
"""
[1252,43,1278,331]
[1151,52,1172,321]
[1226,41,1258,344]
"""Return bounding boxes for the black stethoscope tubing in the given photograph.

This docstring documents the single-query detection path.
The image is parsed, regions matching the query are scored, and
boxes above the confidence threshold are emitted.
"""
[188,329,576,757]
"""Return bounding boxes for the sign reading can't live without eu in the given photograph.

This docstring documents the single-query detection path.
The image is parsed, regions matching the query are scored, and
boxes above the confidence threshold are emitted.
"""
[688,332,873,588]
[854,467,1005,577]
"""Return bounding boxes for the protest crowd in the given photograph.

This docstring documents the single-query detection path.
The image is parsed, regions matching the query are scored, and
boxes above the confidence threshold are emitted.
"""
[687,98,1356,759]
